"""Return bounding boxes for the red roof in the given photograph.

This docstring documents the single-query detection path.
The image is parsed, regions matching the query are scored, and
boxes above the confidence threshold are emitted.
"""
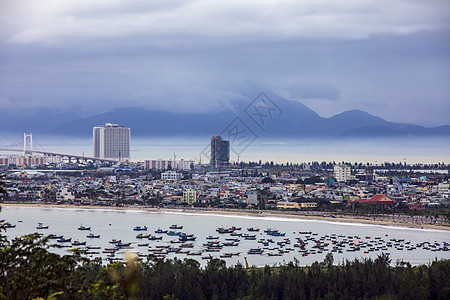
[359,194,394,206]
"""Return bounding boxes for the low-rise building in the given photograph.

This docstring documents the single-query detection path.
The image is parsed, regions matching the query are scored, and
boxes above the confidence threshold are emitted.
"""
[161,170,182,181]
[183,189,197,204]
[276,201,299,209]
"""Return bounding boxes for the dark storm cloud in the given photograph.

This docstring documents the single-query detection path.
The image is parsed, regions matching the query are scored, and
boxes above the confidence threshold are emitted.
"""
[0,0,449,125]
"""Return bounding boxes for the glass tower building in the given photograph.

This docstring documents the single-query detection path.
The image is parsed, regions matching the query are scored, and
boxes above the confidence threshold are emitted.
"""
[210,136,230,169]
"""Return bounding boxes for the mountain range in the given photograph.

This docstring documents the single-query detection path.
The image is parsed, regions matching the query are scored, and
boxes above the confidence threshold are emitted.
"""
[2,91,449,138]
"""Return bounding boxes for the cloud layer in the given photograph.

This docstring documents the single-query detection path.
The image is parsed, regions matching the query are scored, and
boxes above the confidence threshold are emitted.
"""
[0,0,449,125]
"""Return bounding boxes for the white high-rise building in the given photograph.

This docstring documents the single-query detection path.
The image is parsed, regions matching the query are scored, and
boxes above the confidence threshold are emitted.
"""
[93,123,130,160]
[334,164,351,182]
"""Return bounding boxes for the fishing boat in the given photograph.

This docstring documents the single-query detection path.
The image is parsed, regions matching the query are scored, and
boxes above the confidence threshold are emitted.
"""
[78,225,91,230]
[247,227,260,232]
[109,239,121,244]
[148,236,163,241]
[72,240,87,246]
[49,234,64,239]
[36,222,49,229]
[248,248,264,254]
[57,237,72,243]
[206,235,219,240]
[169,225,183,229]
[155,228,168,234]
[115,242,132,248]
[216,227,234,234]
[167,231,182,236]
[134,226,148,231]
[138,243,149,247]
[179,235,196,241]
[86,233,100,238]
[222,242,239,246]
[4,223,16,228]
[136,233,150,239]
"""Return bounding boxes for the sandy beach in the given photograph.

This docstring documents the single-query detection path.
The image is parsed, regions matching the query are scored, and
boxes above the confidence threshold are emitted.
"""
[1,202,449,231]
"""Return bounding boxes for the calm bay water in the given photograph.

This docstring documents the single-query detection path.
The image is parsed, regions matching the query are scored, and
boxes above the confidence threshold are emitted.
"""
[2,135,449,164]
[1,206,449,267]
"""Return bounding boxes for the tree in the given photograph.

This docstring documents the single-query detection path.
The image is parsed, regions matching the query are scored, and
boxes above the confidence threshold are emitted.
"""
[0,174,7,198]
[261,177,274,184]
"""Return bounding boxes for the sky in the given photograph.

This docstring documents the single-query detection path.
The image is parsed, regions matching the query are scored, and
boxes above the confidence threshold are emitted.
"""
[1,0,449,126]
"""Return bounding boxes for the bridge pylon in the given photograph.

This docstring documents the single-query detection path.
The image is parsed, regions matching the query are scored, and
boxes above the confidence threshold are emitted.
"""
[23,133,33,156]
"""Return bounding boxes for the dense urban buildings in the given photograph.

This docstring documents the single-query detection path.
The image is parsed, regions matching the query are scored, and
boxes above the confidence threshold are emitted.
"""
[93,123,130,161]
[210,136,230,169]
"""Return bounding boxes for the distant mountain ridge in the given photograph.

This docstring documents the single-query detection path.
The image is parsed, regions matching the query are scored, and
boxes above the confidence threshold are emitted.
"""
[2,91,450,138]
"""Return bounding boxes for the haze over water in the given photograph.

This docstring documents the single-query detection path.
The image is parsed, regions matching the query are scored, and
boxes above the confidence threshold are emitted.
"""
[5,136,448,165]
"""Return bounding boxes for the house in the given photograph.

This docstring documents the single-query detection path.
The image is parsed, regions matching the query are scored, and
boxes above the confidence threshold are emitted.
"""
[359,194,395,207]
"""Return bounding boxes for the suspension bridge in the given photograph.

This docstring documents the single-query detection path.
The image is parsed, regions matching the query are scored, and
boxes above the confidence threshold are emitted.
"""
[0,133,118,164]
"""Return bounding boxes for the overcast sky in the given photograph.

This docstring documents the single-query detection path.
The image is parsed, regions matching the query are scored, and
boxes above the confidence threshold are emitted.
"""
[1,0,449,126]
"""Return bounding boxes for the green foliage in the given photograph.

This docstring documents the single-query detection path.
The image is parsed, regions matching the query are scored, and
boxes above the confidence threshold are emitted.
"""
[0,174,7,198]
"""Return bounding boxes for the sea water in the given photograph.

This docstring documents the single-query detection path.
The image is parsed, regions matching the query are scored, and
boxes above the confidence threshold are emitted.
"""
[1,205,449,267]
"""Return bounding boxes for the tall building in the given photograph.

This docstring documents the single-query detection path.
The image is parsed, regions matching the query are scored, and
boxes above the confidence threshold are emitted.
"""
[210,136,230,169]
[334,164,351,182]
[93,123,130,160]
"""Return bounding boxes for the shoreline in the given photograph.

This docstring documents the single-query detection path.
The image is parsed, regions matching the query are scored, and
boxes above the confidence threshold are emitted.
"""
[2,203,449,231]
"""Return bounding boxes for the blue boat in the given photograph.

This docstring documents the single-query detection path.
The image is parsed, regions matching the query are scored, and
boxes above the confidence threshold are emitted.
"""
[57,237,72,243]
[134,226,148,231]
[155,228,168,234]
[248,248,263,254]
[179,235,196,241]
[86,233,100,238]
[49,234,64,239]
[247,227,260,232]
[78,225,91,230]
[72,240,87,246]
[167,231,182,236]
[169,225,183,229]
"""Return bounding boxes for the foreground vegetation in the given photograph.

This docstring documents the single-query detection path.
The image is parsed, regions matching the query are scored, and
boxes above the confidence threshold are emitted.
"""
[0,227,449,300]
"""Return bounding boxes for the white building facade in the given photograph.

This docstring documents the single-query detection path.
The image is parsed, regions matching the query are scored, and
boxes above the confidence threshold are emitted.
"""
[334,164,351,182]
[161,170,182,180]
[145,159,195,171]
[93,123,130,160]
